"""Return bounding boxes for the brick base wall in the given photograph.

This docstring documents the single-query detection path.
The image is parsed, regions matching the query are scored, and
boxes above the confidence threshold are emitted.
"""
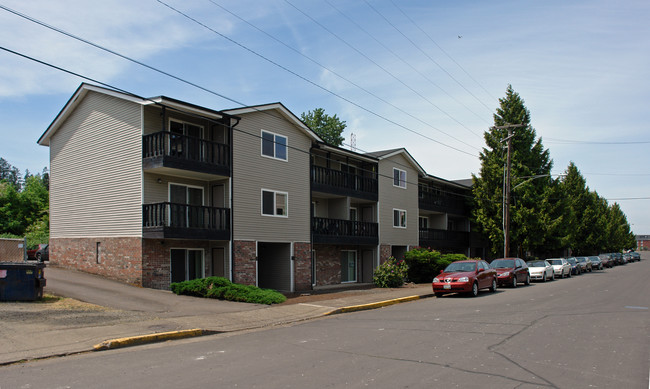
[380,244,391,265]
[142,239,213,290]
[293,242,312,292]
[314,244,361,286]
[233,240,256,285]
[50,237,143,286]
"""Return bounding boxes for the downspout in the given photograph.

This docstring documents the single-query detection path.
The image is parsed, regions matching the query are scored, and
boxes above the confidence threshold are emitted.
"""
[229,116,240,282]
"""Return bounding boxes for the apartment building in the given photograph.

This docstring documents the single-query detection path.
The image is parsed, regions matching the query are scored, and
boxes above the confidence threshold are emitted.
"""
[39,83,481,291]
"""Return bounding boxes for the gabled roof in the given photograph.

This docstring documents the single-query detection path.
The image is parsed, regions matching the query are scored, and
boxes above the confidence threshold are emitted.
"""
[223,102,323,143]
[38,83,236,146]
[364,148,427,176]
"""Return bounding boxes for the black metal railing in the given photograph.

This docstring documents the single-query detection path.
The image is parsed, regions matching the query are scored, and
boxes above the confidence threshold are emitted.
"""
[312,217,378,241]
[143,131,230,167]
[418,188,468,215]
[419,228,470,248]
[311,165,377,198]
[143,202,230,231]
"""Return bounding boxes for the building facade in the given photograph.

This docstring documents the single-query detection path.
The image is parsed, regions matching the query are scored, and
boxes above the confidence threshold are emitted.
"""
[39,83,482,291]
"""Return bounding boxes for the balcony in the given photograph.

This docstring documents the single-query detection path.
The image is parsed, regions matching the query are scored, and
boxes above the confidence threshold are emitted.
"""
[143,202,230,240]
[419,228,469,249]
[418,189,468,216]
[312,217,378,245]
[311,166,378,201]
[143,131,230,177]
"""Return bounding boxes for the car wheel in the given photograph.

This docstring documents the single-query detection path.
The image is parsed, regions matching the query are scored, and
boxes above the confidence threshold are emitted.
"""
[567,270,571,277]
[542,273,546,282]
[470,282,479,297]
[511,276,517,288]
[489,278,497,293]
[435,293,443,298]
[551,272,555,281]
[525,274,531,286]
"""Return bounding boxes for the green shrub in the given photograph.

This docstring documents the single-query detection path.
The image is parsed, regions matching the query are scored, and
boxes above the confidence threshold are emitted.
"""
[170,277,286,305]
[404,248,469,283]
[373,257,408,288]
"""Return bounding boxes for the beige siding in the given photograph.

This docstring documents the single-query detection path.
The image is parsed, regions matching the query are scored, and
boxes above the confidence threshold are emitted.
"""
[49,91,142,238]
[378,154,419,246]
[232,110,311,242]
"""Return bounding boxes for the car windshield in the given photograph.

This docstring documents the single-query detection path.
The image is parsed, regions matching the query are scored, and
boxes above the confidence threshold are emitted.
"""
[576,258,586,263]
[547,259,562,265]
[490,259,515,269]
[567,258,577,264]
[528,261,546,267]
[444,262,476,273]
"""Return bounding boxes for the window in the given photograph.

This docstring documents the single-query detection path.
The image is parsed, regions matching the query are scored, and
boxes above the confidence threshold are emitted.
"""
[393,209,407,228]
[262,189,288,217]
[419,216,428,229]
[393,168,406,188]
[341,251,357,282]
[171,249,204,283]
[261,130,287,161]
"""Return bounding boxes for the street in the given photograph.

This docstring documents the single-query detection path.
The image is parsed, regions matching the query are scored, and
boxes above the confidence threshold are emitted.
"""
[2,258,649,388]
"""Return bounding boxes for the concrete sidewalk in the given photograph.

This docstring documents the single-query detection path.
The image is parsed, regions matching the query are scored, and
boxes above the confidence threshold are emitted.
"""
[0,267,434,365]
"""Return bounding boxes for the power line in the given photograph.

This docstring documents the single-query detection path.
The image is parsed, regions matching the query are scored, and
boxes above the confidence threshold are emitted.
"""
[206,0,482,150]
[325,0,489,136]
[364,0,494,114]
[389,0,498,103]
[0,3,478,158]
[545,137,650,145]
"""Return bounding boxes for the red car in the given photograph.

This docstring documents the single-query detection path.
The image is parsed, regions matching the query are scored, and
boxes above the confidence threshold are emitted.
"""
[432,260,498,297]
[489,258,530,288]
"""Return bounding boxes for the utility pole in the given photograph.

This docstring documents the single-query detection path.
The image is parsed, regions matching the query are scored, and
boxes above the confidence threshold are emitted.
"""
[495,124,525,258]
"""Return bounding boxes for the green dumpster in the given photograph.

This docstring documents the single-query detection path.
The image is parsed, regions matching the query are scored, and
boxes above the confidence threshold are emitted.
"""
[0,262,46,301]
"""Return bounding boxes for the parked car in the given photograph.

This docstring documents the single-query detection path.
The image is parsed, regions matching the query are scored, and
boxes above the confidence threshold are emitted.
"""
[611,252,624,265]
[432,260,497,297]
[588,256,603,270]
[489,258,530,288]
[567,257,582,275]
[546,258,571,278]
[623,253,635,263]
[527,260,554,282]
[630,252,641,261]
[576,257,592,272]
[26,243,49,261]
[598,253,614,268]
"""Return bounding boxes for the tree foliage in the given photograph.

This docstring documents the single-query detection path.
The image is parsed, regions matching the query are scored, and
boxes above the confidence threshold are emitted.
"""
[472,86,635,258]
[472,85,552,257]
[0,158,49,247]
[300,108,346,146]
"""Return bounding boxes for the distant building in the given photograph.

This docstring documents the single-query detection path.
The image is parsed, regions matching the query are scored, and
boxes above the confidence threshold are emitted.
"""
[636,235,650,251]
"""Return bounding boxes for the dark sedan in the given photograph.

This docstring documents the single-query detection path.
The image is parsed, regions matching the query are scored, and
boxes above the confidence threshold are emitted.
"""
[567,257,582,275]
[489,258,530,288]
[432,260,497,297]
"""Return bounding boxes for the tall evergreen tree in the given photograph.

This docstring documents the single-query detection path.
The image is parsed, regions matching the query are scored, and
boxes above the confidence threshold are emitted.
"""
[300,108,346,147]
[472,85,552,257]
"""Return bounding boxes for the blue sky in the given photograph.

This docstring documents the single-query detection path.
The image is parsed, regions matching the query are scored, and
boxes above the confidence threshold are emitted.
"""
[1,0,648,234]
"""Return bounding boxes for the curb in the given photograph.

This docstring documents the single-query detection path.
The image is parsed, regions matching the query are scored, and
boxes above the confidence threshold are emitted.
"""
[325,294,434,315]
[93,328,206,350]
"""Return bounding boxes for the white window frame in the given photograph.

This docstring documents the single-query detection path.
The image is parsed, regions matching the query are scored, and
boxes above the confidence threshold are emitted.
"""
[393,208,407,228]
[261,130,288,161]
[261,189,289,218]
[341,250,357,283]
[393,168,406,189]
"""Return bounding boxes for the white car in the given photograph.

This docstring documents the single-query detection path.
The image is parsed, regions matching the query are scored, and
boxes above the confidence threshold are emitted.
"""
[546,258,571,278]
[526,260,555,282]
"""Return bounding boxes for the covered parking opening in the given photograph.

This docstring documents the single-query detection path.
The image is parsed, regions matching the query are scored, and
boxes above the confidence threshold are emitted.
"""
[258,242,291,292]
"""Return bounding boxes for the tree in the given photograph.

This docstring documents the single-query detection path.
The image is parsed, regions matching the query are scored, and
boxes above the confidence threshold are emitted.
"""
[472,85,552,257]
[300,108,346,147]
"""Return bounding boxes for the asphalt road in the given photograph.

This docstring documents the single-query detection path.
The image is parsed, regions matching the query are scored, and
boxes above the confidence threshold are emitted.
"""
[3,257,649,388]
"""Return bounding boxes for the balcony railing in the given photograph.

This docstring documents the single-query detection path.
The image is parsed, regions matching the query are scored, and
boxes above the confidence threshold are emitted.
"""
[418,189,468,215]
[143,131,230,175]
[311,165,378,201]
[419,228,469,249]
[312,217,378,245]
[143,202,230,240]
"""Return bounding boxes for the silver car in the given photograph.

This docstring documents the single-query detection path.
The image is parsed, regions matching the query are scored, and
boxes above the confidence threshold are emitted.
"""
[546,258,572,278]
